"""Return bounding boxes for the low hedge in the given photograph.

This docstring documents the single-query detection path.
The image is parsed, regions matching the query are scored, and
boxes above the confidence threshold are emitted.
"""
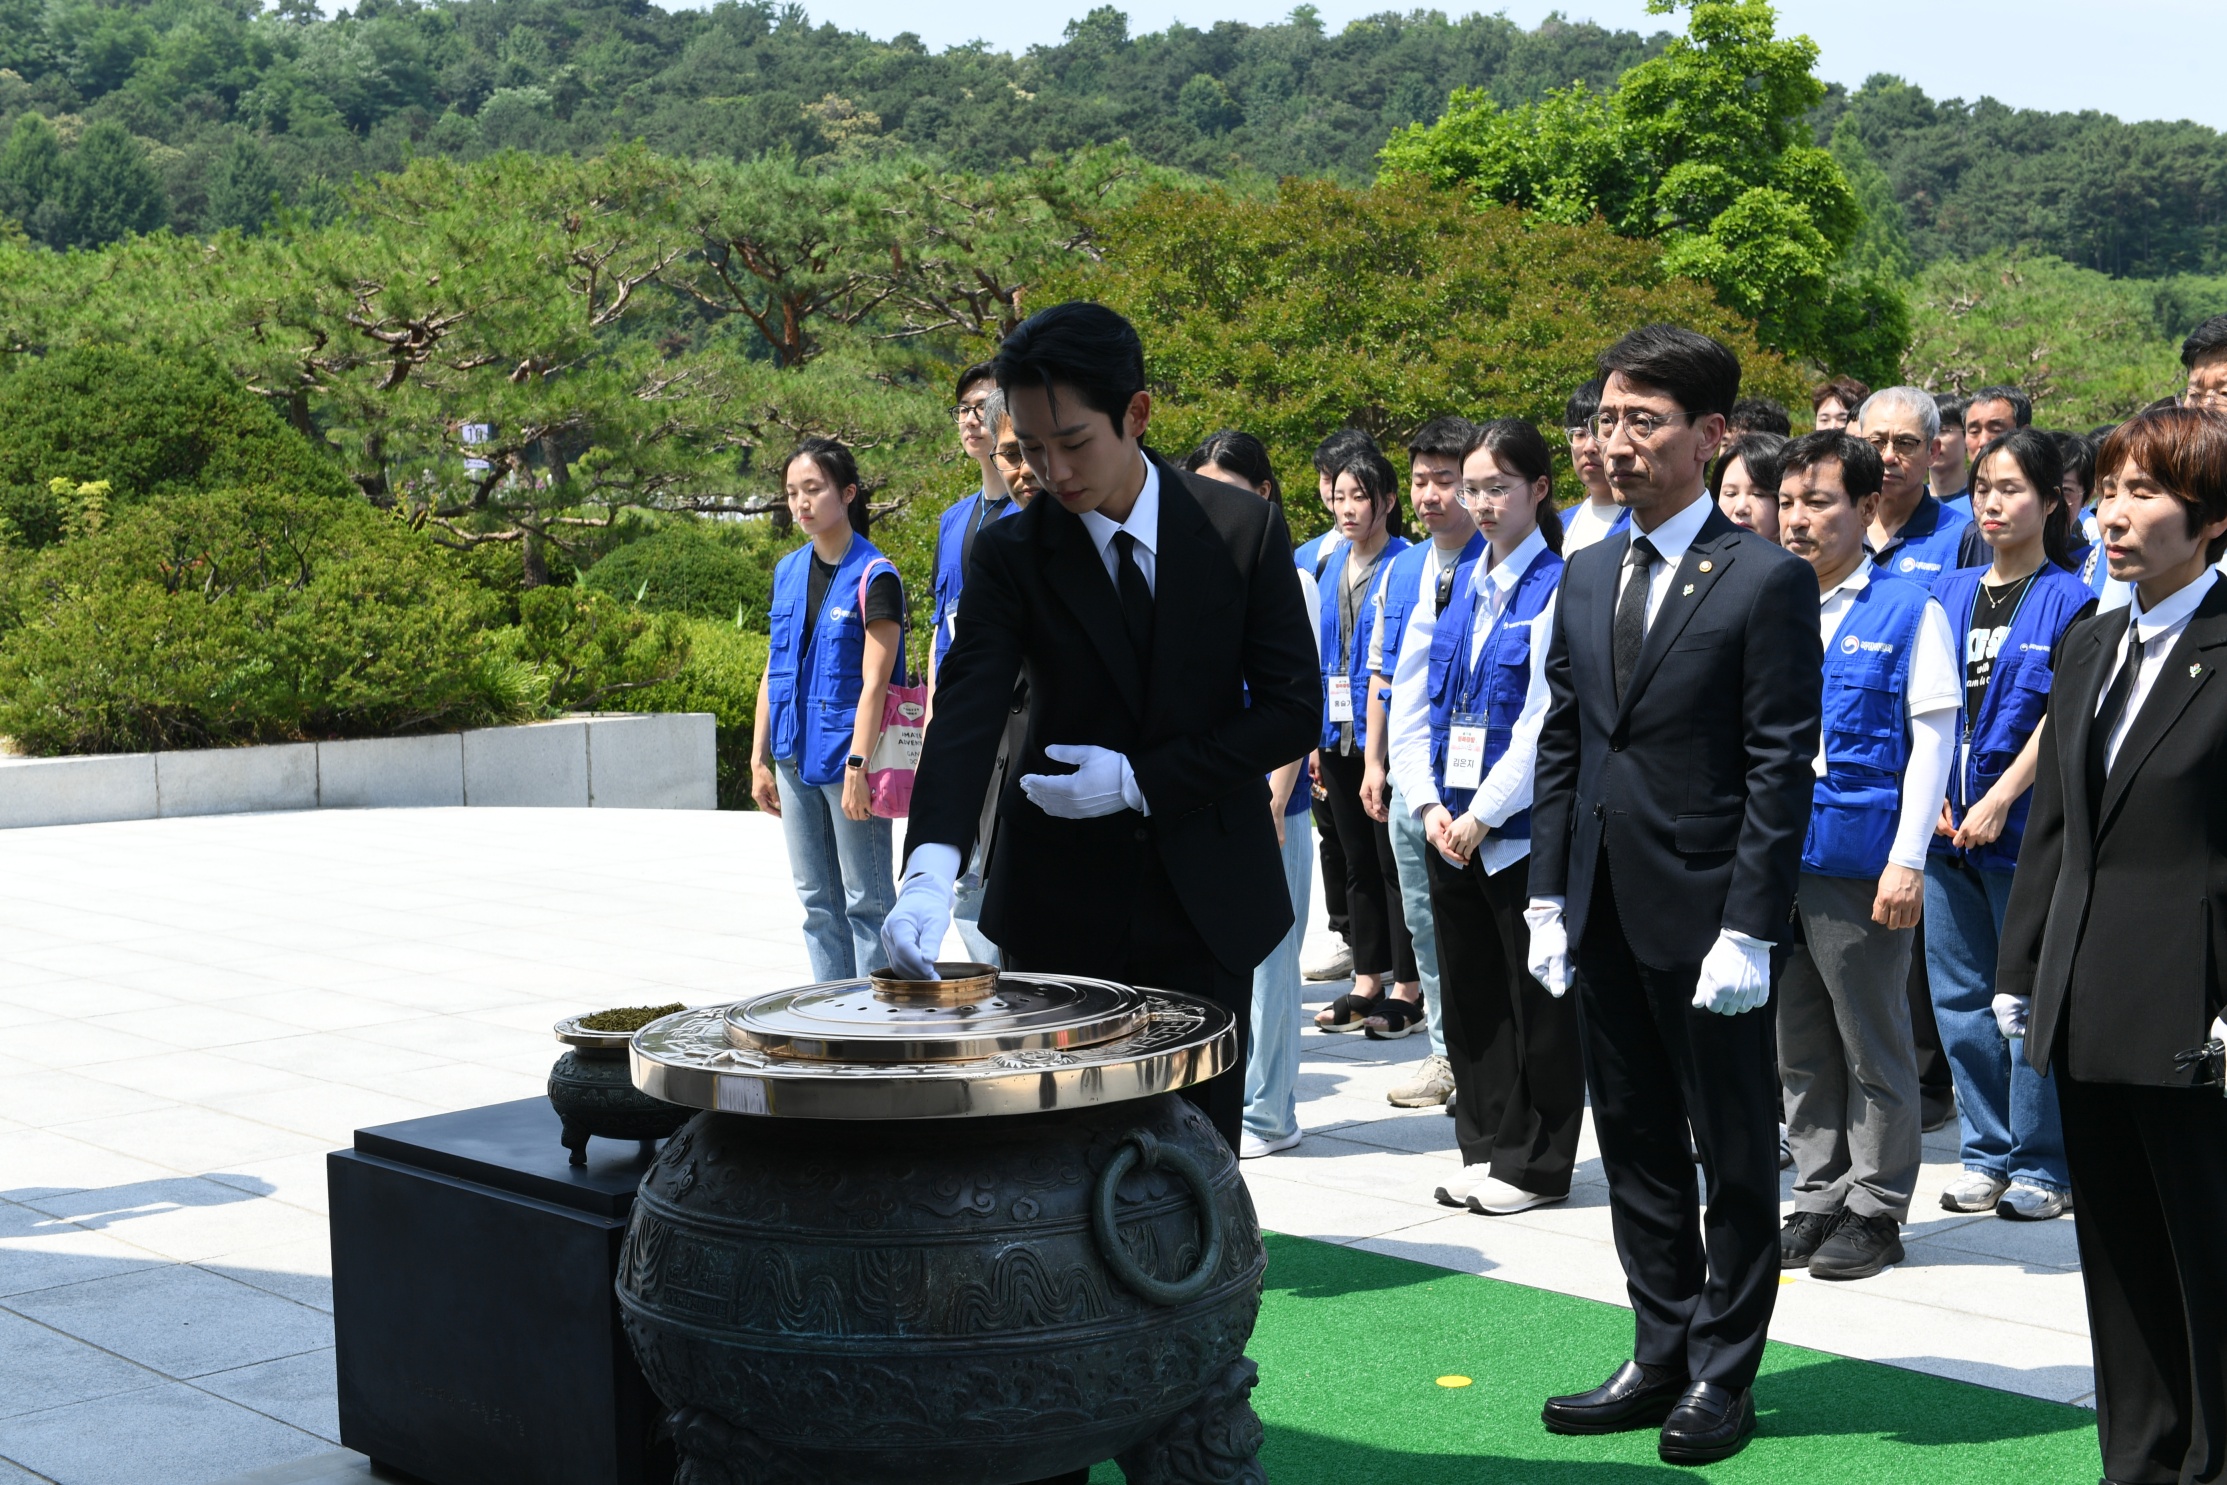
[578,518,794,627]
[611,618,768,810]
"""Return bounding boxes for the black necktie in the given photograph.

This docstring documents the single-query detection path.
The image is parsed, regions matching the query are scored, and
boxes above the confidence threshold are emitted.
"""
[1613,535,1659,703]
[1113,530,1154,663]
[2086,629,2138,816]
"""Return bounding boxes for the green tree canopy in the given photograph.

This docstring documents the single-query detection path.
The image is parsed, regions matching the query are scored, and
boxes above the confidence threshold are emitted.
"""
[56,120,167,248]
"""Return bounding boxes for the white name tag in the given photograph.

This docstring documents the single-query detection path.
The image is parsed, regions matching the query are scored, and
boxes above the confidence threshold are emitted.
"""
[1446,716,1487,791]
[1327,675,1354,724]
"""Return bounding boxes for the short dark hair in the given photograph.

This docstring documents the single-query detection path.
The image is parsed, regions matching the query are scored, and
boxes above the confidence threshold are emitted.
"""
[1972,429,2075,571]
[1465,417,1563,554]
[1709,431,1789,499]
[2053,429,2096,503]
[1407,416,1475,464]
[1727,397,1791,437]
[1563,377,1604,429]
[1781,430,1884,503]
[1598,326,1741,420]
[1811,374,1870,416]
[1313,426,1377,477]
[1185,428,1281,506]
[2180,313,2227,370]
[2098,407,2227,562]
[954,360,998,403]
[785,436,869,535]
[1332,442,1400,510]
[1967,385,2033,427]
[1933,393,1970,428]
[994,301,1146,431]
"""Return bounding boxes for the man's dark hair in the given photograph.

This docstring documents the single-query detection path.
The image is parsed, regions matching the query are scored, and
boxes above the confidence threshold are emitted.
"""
[1727,398,1791,437]
[1598,326,1741,420]
[1933,393,1969,429]
[1407,416,1475,464]
[2053,429,2096,503]
[1313,426,1377,477]
[2098,407,2227,562]
[1781,430,1884,502]
[2180,313,2227,369]
[1186,428,1282,505]
[785,436,869,535]
[1811,374,1870,416]
[1563,377,1604,430]
[1967,384,2034,428]
[993,302,1146,430]
[954,360,998,403]
[1709,432,1789,499]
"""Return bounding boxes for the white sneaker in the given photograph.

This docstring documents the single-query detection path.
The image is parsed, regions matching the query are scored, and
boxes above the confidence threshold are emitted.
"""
[1302,941,1354,982]
[1434,1170,1489,1208]
[1388,1054,1455,1108]
[1239,1129,1302,1159]
[1940,1169,2009,1213]
[1467,1177,1566,1216]
[1996,1183,2071,1221]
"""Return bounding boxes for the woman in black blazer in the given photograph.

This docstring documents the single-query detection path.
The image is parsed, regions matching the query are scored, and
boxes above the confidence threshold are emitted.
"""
[1997,406,2227,1485]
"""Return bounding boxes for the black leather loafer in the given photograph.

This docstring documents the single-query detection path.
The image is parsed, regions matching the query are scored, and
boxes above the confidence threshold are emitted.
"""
[1542,1360,1688,1435]
[1657,1380,1756,1464]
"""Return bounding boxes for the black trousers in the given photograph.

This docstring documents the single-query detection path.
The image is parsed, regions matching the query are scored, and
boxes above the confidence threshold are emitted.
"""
[1006,849,1249,1154]
[1315,747,1416,983]
[2059,1069,2227,1484]
[1313,787,1349,942]
[1424,848,1584,1194]
[1571,863,1782,1390]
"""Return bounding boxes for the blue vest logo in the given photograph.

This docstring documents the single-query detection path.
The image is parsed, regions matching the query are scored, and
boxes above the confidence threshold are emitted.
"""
[1898,556,1917,574]
[1839,633,1860,655]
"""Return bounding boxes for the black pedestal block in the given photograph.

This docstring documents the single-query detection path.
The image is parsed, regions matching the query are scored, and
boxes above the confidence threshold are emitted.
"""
[329,1097,675,1485]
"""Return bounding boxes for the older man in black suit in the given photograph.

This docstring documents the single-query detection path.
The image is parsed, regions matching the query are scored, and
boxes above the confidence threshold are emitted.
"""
[1999,406,2227,1485]
[880,301,1321,1154]
[1526,326,1822,1464]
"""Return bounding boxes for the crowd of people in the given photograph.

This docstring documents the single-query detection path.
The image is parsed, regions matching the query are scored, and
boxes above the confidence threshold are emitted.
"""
[748,301,2227,1476]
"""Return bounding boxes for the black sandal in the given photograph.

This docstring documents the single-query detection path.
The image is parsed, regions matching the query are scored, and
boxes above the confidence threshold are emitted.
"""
[1315,992,1382,1033]
[1365,996,1426,1041]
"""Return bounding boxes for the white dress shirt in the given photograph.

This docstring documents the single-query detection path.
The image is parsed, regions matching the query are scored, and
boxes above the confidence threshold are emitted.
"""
[2099,567,2219,773]
[1814,562,1960,873]
[1387,526,1556,876]
[1613,491,1714,629]
[1562,498,1625,554]
[1076,456,1160,595]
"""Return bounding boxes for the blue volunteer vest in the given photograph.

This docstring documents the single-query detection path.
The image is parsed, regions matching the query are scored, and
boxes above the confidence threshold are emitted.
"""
[1871,494,1971,586]
[1294,530,1333,573]
[1425,546,1564,830]
[1802,574,1934,879]
[1929,562,2092,871]
[931,488,1015,666]
[1317,536,1408,750]
[765,534,890,789]
[1376,534,1486,683]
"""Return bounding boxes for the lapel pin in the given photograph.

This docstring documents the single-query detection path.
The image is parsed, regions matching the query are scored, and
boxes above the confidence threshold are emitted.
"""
[1698,560,1713,573]
[1682,583,1695,596]
[2192,663,2204,678]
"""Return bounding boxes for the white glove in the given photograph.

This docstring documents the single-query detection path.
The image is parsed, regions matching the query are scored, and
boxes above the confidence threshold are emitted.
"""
[1692,930,1772,1015]
[1019,744,1148,819]
[1992,992,2030,1041]
[880,844,960,980]
[1524,900,1572,999]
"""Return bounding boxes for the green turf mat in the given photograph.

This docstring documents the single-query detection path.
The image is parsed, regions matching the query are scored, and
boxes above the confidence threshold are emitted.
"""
[1093,1231,2098,1483]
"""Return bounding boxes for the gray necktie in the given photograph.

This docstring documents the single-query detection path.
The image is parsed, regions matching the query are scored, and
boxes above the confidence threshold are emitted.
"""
[1613,535,1659,703]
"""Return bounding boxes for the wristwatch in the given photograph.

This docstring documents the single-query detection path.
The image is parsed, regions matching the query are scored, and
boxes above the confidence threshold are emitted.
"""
[846,754,866,771]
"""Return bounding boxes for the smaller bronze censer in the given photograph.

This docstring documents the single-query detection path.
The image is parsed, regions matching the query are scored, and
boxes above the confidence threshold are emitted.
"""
[547,1004,692,1165]
[618,964,1267,1483]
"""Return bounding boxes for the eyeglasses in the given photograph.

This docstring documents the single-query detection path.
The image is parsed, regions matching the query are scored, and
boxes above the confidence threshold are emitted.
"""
[1587,410,1694,442]
[1460,482,1528,507]
[951,402,990,424]
[1863,433,1928,457]
[1564,426,1594,445]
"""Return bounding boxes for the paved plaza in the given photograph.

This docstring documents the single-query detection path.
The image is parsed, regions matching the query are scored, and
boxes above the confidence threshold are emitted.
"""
[0,806,2092,1484]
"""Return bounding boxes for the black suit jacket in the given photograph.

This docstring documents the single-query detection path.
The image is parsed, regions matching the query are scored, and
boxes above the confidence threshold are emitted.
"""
[1529,502,1821,968]
[1999,580,2227,1085]
[903,456,1321,977]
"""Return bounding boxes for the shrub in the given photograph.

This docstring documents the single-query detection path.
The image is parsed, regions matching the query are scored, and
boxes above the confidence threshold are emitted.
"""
[0,347,354,547]
[0,489,530,754]
[578,518,796,628]
[501,588,690,714]
[611,619,770,810]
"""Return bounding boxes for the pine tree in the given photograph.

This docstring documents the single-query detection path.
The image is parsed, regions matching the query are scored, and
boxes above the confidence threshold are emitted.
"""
[203,136,282,235]
[0,113,63,243]
[58,121,167,249]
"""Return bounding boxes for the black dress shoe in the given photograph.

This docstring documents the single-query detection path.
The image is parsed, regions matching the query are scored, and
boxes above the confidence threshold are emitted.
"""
[1779,1208,1837,1269]
[1542,1360,1688,1435]
[1657,1381,1756,1464]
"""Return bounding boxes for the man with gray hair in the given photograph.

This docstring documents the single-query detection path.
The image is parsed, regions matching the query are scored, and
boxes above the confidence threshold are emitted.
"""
[1857,385,1971,584]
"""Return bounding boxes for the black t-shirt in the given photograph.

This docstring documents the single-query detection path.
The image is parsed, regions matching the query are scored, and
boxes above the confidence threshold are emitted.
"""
[1964,572,2038,724]
[802,555,904,660]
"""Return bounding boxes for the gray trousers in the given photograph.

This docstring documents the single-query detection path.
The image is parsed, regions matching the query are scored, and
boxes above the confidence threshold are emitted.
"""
[1778,871,1923,1222]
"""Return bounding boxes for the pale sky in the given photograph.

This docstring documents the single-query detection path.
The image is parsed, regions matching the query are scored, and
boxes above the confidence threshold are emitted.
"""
[758,0,2227,134]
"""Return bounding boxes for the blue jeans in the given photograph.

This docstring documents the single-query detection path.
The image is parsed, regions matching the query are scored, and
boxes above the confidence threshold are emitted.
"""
[775,759,895,982]
[951,876,999,966]
[1245,811,1314,1142]
[1923,859,2069,1193]
[1387,785,1447,1058]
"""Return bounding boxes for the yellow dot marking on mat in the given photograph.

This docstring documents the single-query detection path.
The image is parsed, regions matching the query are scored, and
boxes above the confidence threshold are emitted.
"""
[1436,1375,1473,1388]
[1779,1273,1798,1284]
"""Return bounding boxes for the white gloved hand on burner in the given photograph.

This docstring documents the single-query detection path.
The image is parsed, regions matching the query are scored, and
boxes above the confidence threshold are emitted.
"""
[879,844,960,980]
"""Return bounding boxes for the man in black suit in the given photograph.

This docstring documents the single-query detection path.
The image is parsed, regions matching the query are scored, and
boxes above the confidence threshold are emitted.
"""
[880,302,1321,1151]
[1526,326,1822,1464]
[1998,407,2227,1485]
